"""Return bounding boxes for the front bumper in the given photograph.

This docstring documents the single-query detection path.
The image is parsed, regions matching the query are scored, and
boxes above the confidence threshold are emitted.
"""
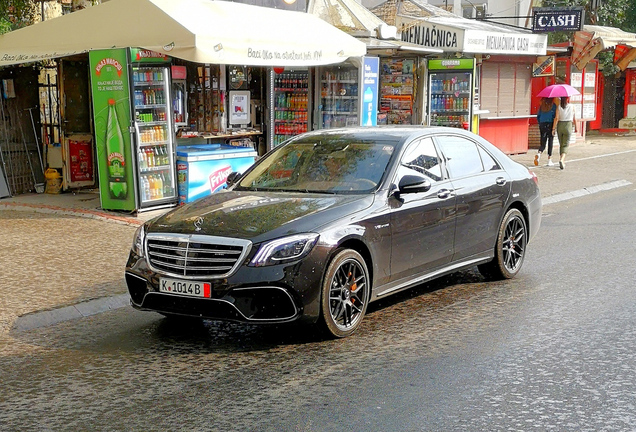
[125,245,330,324]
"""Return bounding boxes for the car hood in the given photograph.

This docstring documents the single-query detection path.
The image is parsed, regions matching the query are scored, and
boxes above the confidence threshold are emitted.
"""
[147,190,374,242]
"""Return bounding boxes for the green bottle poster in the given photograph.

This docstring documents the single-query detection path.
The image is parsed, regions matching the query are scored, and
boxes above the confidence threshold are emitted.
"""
[89,48,136,211]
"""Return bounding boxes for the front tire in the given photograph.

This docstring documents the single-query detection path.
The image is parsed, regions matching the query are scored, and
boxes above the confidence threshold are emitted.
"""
[478,208,527,280]
[319,249,370,338]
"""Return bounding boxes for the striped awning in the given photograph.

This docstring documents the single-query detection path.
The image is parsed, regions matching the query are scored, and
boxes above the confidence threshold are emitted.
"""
[572,25,636,70]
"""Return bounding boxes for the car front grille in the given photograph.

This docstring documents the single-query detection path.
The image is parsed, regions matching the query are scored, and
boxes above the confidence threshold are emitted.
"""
[145,234,252,279]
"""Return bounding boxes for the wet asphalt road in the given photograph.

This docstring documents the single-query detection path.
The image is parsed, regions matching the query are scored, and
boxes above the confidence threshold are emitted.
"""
[2,143,636,431]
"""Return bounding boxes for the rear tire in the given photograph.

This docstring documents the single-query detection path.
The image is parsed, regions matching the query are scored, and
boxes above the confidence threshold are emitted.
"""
[478,208,527,280]
[319,249,370,338]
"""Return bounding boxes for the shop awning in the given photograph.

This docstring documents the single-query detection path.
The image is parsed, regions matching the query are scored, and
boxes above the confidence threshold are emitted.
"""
[572,25,636,70]
[0,0,366,68]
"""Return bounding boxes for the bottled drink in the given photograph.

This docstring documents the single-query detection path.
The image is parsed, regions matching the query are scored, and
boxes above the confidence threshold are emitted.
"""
[149,175,156,199]
[146,148,154,167]
[138,149,146,170]
[105,99,128,199]
[159,146,166,166]
[153,147,161,167]
[161,146,169,165]
[161,173,172,197]
[156,174,163,198]
[142,176,150,201]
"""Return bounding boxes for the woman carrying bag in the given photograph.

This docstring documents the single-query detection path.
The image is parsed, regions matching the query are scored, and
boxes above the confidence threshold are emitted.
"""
[534,97,558,166]
[553,96,577,170]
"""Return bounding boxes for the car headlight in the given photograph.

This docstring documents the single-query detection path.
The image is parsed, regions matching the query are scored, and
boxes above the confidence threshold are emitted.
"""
[249,233,319,267]
[131,224,146,257]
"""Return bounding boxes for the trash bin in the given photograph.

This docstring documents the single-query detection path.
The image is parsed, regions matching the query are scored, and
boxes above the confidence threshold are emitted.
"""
[44,168,62,194]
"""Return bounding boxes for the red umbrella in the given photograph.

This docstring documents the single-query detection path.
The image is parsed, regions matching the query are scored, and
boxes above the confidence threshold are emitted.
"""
[537,84,581,98]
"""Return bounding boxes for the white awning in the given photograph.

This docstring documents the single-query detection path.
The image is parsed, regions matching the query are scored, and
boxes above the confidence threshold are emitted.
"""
[0,0,366,68]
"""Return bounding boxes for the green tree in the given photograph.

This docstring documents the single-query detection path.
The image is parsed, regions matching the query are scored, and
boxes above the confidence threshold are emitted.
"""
[0,0,37,34]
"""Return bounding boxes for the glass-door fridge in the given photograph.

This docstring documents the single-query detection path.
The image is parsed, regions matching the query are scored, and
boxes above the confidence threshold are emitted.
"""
[427,59,475,131]
[272,69,309,148]
[132,63,178,209]
[317,64,359,129]
[90,48,178,212]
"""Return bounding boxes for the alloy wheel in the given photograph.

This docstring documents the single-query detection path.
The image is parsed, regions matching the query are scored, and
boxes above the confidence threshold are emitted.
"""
[502,213,526,273]
[327,256,368,333]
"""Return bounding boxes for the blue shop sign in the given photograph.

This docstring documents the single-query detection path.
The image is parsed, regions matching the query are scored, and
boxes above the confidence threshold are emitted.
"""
[362,56,379,127]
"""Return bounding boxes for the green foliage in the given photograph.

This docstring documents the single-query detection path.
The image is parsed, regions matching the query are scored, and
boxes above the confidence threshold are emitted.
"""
[0,0,37,34]
[0,17,12,34]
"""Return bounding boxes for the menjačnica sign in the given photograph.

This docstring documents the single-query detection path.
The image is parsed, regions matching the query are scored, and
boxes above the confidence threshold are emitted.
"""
[532,7,585,33]
[400,22,461,50]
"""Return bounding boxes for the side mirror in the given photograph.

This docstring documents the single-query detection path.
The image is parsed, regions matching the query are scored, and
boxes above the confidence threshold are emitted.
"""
[398,174,431,194]
[226,172,242,188]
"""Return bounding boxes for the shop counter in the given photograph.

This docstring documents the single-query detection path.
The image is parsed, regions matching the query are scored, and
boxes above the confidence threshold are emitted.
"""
[176,145,257,204]
[176,129,262,148]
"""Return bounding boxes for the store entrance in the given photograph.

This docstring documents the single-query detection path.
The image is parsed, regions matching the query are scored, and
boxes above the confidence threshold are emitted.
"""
[59,58,95,190]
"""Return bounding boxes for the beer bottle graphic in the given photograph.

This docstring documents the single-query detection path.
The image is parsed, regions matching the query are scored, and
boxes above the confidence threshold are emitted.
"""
[105,98,128,199]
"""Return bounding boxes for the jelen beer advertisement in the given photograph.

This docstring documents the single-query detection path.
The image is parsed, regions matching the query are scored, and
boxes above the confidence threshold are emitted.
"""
[89,48,136,211]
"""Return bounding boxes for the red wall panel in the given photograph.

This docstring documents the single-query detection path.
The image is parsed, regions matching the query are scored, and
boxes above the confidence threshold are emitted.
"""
[478,118,530,154]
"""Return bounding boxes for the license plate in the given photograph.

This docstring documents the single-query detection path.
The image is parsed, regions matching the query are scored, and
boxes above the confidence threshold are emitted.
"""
[159,278,211,298]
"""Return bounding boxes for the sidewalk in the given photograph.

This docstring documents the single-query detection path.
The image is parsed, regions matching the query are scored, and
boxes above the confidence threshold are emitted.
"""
[509,131,636,200]
[0,188,171,226]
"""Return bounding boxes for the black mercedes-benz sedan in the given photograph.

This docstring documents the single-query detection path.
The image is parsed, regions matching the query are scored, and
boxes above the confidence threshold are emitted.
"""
[125,127,541,337]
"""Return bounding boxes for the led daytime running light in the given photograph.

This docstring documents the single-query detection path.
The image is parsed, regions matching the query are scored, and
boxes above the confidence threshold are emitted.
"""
[251,234,318,266]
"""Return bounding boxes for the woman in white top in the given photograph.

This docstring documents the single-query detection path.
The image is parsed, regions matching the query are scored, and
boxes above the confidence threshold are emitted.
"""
[552,96,577,170]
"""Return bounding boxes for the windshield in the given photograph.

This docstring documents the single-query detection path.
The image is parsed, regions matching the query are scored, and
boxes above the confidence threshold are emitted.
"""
[236,136,396,193]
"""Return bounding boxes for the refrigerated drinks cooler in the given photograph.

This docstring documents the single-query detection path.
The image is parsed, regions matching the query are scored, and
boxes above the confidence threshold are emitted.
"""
[427,59,475,131]
[318,64,359,129]
[90,48,178,212]
[272,69,309,148]
[132,64,178,208]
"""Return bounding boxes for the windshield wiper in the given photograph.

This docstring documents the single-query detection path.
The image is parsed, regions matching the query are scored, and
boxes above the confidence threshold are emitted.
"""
[304,189,338,195]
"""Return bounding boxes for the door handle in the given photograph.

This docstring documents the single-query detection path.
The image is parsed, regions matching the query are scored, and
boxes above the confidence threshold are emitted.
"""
[438,189,454,199]
[496,177,507,186]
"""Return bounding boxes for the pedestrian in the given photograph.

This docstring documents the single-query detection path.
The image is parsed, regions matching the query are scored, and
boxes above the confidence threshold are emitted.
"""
[554,96,577,170]
[534,97,558,166]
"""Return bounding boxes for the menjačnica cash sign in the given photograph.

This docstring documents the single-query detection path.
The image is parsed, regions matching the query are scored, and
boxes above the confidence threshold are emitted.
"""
[532,7,585,33]
[398,17,547,56]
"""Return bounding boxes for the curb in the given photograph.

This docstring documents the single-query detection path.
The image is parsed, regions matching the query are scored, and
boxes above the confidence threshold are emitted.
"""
[13,294,131,332]
[0,202,143,226]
